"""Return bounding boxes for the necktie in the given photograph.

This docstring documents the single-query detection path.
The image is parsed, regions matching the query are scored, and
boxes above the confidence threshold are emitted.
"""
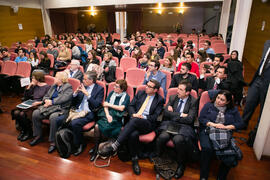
[137,95,150,115]
[70,71,74,77]
[213,82,218,90]
[176,99,184,113]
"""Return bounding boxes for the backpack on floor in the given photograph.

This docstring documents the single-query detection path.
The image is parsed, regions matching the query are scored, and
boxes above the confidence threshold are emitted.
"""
[55,128,75,158]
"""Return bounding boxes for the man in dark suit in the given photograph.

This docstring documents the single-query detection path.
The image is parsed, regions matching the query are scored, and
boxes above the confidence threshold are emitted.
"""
[156,81,198,179]
[65,59,83,82]
[55,71,104,155]
[170,62,198,91]
[100,79,164,175]
[243,40,270,136]
[199,66,230,91]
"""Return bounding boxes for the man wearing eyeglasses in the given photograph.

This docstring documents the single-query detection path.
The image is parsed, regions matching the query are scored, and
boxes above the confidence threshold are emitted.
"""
[100,79,164,175]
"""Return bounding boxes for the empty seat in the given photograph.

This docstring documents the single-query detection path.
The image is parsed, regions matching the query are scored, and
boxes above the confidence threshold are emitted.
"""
[14,61,31,78]
[213,43,227,54]
[0,61,17,76]
[125,68,145,87]
[115,67,124,80]
[199,91,211,116]
[120,57,137,72]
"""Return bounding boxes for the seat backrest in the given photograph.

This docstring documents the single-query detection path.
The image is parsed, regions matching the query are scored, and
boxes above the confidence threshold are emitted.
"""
[140,45,149,53]
[160,69,171,90]
[120,57,137,72]
[213,43,227,54]
[15,61,31,77]
[199,91,211,116]
[123,50,130,57]
[107,82,134,102]
[0,60,4,73]
[111,56,119,66]
[1,60,17,76]
[68,78,80,92]
[136,85,164,98]
[164,52,171,58]
[125,68,145,87]
[116,67,124,80]
[44,75,55,86]
[96,56,102,64]
[47,53,55,68]
[96,80,106,101]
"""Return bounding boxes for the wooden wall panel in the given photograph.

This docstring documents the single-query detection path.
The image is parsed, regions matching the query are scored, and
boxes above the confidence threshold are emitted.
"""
[78,11,108,33]
[243,1,270,69]
[0,6,44,47]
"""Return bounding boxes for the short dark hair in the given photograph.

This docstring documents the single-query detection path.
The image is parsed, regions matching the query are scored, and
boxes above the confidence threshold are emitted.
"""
[1,48,8,52]
[150,59,160,69]
[187,40,193,45]
[182,62,192,71]
[179,80,192,92]
[218,66,228,74]
[116,79,128,91]
[85,71,97,83]
[215,54,224,62]
[186,52,194,59]
[149,79,160,90]
[212,90,234,109]
[205,40,211,46]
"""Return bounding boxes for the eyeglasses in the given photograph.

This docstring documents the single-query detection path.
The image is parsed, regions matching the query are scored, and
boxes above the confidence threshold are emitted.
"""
[148,64,155,67]
[114,85,121,89]
[146,84,155,89]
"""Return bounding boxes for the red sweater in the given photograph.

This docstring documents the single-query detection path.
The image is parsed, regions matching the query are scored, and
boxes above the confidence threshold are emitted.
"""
[177,61,200,78]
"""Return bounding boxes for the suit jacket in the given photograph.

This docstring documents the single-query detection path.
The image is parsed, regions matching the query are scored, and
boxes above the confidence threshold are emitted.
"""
[161,94,198,139]
[71,70,83,82]
[72,83,104,114]
[170,73,198,91]
[199,76,230,91]
[250,40,270,86]
[43,83,73,109]
[128,90,164,127]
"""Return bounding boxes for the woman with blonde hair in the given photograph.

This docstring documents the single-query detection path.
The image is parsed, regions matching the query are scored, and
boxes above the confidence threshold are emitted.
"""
[29,71,73,153]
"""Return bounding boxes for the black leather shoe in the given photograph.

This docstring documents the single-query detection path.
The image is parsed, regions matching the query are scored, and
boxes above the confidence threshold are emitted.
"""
[174,165,185,179]
[132,158,141,175]
[29,136,43,146]
[90,152,98,162]
[48,145,56,153]
[17,131,25,141]
[73,144,85,156]
[20,132,32,142]
[88,147,95,155]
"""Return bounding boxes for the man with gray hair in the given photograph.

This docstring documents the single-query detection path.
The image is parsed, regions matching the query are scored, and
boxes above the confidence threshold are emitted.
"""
[65,59,83,82]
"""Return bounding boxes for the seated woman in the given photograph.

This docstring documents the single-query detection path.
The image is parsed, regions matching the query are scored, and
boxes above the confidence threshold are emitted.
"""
[56,44,72,68]
[29,71,73,153]
[100,52,117,83]
[160,56,175,73]
[138,54,150,70]
[146,46,160,61]
[199,90,244,180]
[85,50,102,79]
[11,70,50,141]
[132,46,143,63]
[28,52,39,68]
[37,51,51,73]
[89,79,130,161]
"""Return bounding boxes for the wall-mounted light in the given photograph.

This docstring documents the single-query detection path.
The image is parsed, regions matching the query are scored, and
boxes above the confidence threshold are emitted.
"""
[157,2,163,14]
[178,2,185,14]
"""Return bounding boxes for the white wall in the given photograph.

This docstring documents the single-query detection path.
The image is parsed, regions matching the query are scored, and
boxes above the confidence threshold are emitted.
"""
[0,0,41,9]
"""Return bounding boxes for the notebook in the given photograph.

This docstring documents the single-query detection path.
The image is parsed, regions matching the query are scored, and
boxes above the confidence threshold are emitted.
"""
[16,99,36,109]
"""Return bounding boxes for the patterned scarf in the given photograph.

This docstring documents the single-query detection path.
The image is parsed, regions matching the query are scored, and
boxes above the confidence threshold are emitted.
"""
[214,103,226,124]
[109,91,127,106]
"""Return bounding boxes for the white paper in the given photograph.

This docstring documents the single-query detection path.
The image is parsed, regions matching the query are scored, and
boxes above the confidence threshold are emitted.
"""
[18,23,23,30]
[20,77,30,87]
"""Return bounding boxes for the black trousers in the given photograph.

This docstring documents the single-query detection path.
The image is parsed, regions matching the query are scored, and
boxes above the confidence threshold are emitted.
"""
[199,130,231,180]
[117,117,153,157]
[242,77,269,129]
[156,131,189,165]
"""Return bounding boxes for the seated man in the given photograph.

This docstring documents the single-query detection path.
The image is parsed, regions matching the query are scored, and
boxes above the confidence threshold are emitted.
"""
[143,60,167,97]
[15,49,27,63]
[56,71,104,156]
[65,59,83,82]
[47,42,59,60]
[199,66,230,91]
[170,62,198,91]
[157,41,165,59]
[156,81,198,179]
[177,52,200,78]
[0,48,10,61]
[200,40,215,60]
[100,79,164,175]
[213,55,224,72]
